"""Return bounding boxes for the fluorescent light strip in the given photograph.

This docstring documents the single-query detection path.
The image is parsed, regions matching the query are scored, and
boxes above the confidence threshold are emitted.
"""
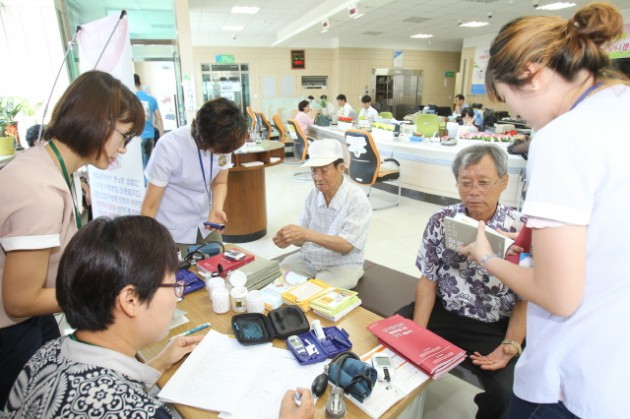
[411,33,433,39]
[231,6,260,14]
[536,2,576,11]
[460,21,489,28]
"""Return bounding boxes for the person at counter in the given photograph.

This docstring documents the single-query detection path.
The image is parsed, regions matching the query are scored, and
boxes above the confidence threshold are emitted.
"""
[454,93,469,115]
[358,95,378,123]
[336,94,353,118]
[273,139,371,289]
[461,107,480,132]
[141,98,248,254]
[397,144,526,419]
[2,216,314,419]
[295,100,314,133]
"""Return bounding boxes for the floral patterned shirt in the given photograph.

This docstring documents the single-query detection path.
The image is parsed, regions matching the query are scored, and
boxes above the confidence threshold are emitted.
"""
[3,337,172,418]
[416,203,526,323]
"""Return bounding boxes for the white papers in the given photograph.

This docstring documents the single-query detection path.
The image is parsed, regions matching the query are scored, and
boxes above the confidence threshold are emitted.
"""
[349,345,430,418]
[158,330,323,418]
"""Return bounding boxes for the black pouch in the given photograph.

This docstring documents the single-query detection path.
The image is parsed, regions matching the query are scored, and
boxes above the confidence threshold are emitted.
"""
[231,305,309,345]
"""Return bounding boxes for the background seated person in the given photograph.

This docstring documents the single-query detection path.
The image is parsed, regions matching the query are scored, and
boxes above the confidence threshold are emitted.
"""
[453,93,469,115]
[336,94,353,118]
[397,144,526,419]
[273,139,371,289]
[471,103,484,128]
[3,216,314,419]
[358,95,378,124]
[461,107,480,132]
[295,100,314,133]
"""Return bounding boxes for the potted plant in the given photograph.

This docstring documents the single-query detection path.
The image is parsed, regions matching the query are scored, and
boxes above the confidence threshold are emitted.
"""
[0,97,23,156]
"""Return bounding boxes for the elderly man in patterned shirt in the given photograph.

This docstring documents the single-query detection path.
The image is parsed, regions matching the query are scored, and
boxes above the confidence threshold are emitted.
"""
[397,144,526,419]
[273,139,371,289]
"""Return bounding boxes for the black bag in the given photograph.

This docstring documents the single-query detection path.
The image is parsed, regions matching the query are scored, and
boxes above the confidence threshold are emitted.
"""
[315,114,331,126]
[507,137,531,160]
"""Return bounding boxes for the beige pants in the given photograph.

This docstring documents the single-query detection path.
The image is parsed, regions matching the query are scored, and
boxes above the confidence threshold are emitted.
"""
[279,252,364,289]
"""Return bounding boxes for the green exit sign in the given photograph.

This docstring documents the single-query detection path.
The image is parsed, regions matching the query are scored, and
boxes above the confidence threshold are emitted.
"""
[216,54,235,63]
[444,71,455,78]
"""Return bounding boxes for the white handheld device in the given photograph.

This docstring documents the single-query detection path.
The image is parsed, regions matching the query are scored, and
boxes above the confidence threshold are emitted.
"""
[372,354,395,382]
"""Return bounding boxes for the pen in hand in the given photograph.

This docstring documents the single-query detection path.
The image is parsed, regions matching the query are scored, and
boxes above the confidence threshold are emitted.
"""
[174,322,211,338]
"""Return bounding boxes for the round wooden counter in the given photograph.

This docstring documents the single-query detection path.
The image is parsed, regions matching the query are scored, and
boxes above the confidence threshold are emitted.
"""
[222,140,285,243]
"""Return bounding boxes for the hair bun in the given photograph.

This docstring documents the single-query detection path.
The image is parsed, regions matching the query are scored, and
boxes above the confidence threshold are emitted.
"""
[567,3,623,47]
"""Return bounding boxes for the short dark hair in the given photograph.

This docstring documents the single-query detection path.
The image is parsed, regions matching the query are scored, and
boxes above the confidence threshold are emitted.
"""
[191,97,248,153]
[25,124,45,147]
[332,157,344,168]
[57,216,179,331]
[461,107,475,119]
[336,94,347,102]
[134,73,141,86]
[455,94,465,101]
[361,95,371,104]
[43,71,145,161]
[298,100,310,112]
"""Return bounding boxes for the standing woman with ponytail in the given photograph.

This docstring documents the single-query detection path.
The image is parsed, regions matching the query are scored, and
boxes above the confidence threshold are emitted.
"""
[0,71,145,408]
[461,3,630,418]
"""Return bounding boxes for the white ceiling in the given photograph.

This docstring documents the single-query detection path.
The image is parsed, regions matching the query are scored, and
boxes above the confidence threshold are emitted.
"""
[188,0,630,51]
[68,0,630,52]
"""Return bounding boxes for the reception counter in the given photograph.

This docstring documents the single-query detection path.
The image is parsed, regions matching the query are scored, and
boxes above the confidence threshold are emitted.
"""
[310,125,527,208]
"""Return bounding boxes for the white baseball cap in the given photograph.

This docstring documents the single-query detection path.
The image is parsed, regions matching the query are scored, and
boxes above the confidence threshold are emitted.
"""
[301,139,343,167]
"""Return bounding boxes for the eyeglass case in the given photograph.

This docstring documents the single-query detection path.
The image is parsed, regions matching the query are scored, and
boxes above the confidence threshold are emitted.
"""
[287,326,352,365]
[232,305,310,345]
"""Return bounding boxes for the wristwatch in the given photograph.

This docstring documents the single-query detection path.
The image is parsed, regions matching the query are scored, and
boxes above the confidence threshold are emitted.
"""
[502,339,523,356]
[480,253,499,271]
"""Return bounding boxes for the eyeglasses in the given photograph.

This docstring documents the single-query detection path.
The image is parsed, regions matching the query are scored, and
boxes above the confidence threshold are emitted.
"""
[158,280,185,298]
[113,127,135,148]
[457,178,502,192]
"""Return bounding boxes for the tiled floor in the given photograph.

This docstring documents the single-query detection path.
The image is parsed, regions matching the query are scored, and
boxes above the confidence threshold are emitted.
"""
[238,162,480,419]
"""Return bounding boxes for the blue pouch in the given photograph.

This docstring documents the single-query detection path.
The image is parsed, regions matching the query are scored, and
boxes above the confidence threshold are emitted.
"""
[327,352,377,402]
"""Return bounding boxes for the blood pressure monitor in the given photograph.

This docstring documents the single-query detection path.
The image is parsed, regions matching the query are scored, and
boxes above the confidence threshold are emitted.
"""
[372,354,395,382]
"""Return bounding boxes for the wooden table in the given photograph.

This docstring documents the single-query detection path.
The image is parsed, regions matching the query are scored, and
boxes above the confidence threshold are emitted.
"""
[138,287,430,418]
[222,140,285,243]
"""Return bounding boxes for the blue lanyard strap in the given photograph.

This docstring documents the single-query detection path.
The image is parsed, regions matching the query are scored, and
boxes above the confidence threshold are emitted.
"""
[569,82,601,111]
[49,141,81,229]
[197,146,213,202]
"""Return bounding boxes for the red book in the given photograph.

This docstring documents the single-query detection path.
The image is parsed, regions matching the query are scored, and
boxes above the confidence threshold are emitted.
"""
[196,252,255,277]
[506,226,532,265]
[367,314,467,380]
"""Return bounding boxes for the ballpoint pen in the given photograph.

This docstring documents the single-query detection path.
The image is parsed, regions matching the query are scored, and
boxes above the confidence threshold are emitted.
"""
[174,322,211,338]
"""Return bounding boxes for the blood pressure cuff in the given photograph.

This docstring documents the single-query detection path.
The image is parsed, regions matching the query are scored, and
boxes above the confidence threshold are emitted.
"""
[328,353,377,402]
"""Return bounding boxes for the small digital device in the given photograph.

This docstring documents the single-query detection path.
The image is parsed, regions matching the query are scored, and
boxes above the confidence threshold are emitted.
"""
[372,354,395,382]
[224,250,246,261]
[287,335,308,359]
[203,221,225,230]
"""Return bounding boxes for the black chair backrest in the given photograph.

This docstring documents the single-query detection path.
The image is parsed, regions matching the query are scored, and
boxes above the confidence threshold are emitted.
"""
[345,129,379,186]
[287,119,308,161]
[436,106,452,117]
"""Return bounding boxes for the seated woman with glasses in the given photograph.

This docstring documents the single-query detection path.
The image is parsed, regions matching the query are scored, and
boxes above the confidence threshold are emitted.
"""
[3,216,314,419]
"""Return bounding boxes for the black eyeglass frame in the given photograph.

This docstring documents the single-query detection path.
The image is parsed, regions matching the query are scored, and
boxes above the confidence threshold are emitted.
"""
[158,280,186,298]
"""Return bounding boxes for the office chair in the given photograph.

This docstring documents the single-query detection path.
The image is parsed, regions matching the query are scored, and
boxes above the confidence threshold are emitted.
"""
[378,111,393,119]
[287,119,314,181]
[246,106,257,131]
[257,112,274,140]
[345,129,401,210]
[414,114,440,137]
[273,114,294,158]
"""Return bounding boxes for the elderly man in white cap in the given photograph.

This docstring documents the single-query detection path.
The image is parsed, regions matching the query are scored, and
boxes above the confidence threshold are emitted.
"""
[273,139,371,289]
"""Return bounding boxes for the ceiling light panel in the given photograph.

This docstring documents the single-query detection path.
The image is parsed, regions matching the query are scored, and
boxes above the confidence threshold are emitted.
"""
[535,2,576,11]
[231,6,260,14]
[460,21,489,28]
[411,33,434,39]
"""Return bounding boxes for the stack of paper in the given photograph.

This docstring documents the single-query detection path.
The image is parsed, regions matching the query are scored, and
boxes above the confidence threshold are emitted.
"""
[281,278,333,312]
[347,345,430,418]
[158,330,323,417]
[309,288,361,322]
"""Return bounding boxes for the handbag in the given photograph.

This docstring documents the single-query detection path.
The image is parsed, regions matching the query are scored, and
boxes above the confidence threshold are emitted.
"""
[314,114,331,127]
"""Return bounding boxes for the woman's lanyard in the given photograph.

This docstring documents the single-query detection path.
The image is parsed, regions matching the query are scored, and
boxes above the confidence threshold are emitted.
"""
[569,82,601,111]
[197,146,213,202]
[49,141,81,229]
